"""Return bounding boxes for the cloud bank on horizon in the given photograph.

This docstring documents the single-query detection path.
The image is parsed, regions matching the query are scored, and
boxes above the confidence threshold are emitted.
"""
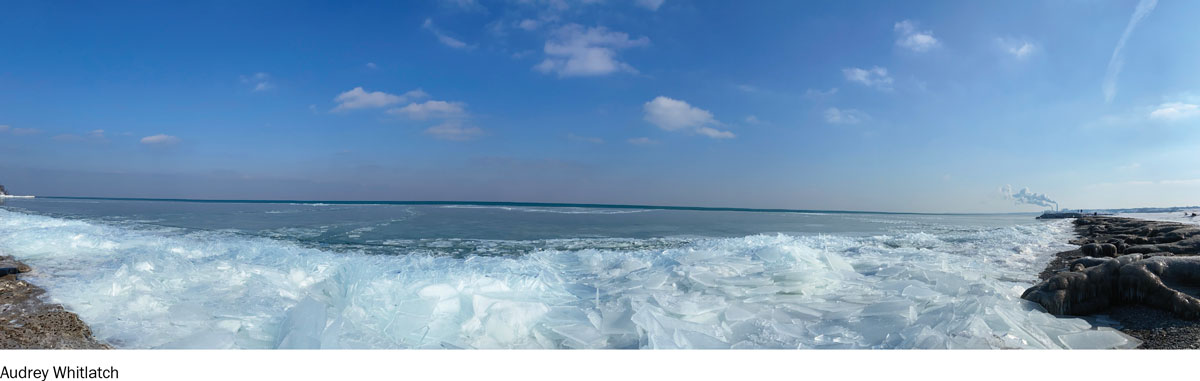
[1,0,1198,212]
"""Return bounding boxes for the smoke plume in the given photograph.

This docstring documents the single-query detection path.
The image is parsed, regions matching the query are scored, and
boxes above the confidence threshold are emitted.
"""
[1000,185,1059,210]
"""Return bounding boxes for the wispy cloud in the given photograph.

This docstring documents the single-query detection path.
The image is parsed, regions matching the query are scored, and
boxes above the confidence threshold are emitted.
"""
[439,0,485,12]
[824,107,868,125]
[422,18,472,50]
[332,87,428,112]
[635,0,666,11]
[627,137,658,145]
[240,72,272,92]
[53,129,107,142]
[1148,102,1200,121]
[387,100,469,120]
[996,38,1036,59]
[894,20,939,53]
[425,120,484,141]
[0,125,41,136]
[518,19,541,31]
[534,24,650,77]
[1103,0,1158,103]
[140,134,181,146]
[357,92,481,140]
[842,67,893,90]
[643,96,734,139]
[365,62,378,69]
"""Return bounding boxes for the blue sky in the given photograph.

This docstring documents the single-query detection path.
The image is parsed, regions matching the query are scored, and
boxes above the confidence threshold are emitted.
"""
[2,0,1199,212]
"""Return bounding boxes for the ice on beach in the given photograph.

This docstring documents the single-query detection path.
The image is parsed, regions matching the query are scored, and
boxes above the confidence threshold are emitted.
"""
[0,209,1141,349]
[1058,328,1142,349]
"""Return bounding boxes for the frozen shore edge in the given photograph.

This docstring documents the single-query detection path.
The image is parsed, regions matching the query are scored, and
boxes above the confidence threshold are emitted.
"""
[1026,216,1200,349]
[0,254,109,349]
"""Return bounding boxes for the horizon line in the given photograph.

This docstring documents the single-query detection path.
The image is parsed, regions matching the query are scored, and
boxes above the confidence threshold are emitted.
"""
[30,196,1040,216]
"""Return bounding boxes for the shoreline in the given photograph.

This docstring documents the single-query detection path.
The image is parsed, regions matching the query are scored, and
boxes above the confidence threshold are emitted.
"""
[0,255,109,349]
[1027,216,1200,349]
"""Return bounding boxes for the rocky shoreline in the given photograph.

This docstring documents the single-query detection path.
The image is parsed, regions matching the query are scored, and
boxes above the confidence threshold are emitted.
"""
[0,255,109,349]
[1024,216,1200,349]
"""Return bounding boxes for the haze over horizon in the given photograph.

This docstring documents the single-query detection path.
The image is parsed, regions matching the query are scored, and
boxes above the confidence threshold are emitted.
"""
[3,0,1200,213]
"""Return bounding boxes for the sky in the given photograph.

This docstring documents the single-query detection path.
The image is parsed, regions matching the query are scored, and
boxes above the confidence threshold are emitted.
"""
[2,0,1200,213]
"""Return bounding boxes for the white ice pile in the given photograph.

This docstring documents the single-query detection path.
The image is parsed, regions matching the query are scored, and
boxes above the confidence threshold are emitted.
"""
[0,209,1140,349]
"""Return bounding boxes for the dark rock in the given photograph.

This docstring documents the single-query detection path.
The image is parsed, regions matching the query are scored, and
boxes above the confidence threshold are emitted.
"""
[0,255,109,349]
[1028,216,1200,348]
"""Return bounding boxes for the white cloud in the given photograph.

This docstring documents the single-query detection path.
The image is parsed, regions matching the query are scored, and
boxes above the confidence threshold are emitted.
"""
[388,100,468,120]
[534,24,650,77]
[518,19,540,31]
[140,134,180,145]
[1149,102,1200,121]
[332,87,428,112]
[744,115,760,124]
[240,72,272,92]
[824,107,868,124]
[422,18,472,50]
[365,62,378,69]
[894,20,940,52]
[627,137,657,145]
[1104,0,1158,103]
[642,96,734,139]
[694,126,734,139]
[842,67,893,90]
[425,121,484,141]
[635,0,666,11]
[997,38,1036,59]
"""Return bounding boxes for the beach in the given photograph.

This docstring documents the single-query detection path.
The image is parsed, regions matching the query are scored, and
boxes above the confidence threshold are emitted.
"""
[0,255,108,349]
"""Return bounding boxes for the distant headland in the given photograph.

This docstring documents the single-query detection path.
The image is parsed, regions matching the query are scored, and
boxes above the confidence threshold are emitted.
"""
[0,184,34,199]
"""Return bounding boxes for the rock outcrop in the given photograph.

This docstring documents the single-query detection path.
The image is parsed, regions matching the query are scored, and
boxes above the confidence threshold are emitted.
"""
[1023,217,1200,321]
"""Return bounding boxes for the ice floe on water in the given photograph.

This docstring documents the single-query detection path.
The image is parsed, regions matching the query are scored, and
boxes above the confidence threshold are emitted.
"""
[0,208,1140,349]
